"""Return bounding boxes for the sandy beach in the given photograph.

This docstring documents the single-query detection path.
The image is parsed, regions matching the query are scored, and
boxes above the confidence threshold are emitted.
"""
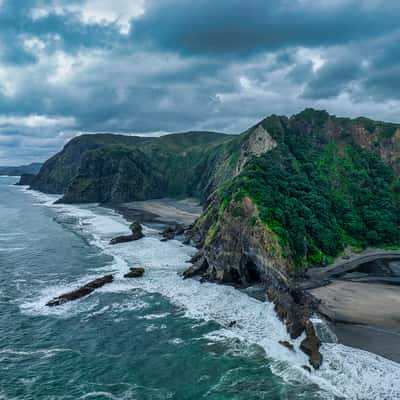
[311,280,400,362]
[114,198,202,226]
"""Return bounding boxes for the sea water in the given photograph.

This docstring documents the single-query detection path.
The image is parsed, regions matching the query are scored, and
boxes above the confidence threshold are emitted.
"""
[0,176,399,400]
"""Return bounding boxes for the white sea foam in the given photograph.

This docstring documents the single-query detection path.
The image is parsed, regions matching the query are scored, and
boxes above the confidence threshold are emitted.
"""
[19,188,400,400]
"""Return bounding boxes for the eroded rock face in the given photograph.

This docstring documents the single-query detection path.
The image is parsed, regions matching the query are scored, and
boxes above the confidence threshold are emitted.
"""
[46,274,114,307]
[183,195,322,367]
[186,196,291,286]
[124,267,145,278]
[236,125,277,174]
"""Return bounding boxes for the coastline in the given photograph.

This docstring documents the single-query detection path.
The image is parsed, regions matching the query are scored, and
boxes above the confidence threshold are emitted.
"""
[8,179,400,399]
[111,197,400,366]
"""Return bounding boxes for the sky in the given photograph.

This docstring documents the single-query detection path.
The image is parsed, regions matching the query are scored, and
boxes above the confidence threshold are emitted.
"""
[0,0,400,164]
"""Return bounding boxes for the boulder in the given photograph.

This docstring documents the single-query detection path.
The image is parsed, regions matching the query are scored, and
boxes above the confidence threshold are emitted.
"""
[129,222,144,240]
[110,222,144,244]
[300,321,323,369]
[160,224,185,241]
[124,267,145,278]
[46,274,114,307]
[279,340,295,351]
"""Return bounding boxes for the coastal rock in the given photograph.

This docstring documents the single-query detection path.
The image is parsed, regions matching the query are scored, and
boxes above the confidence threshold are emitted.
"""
[124,267,145,278]
[110,222,144,244]
[300,321,323,369]
[129,222,144,239]
[279,340,295,351]
[267,286,317,339]
[46,274,114,307]
[160,223,185,241]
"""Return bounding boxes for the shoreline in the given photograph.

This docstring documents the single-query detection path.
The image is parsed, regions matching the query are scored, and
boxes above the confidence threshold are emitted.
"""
[111,197,400,365]
[113,198,202,227]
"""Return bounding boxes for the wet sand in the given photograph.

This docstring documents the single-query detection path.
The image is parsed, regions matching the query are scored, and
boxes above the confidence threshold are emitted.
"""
[311,281,400,362]
[114,198,202,226]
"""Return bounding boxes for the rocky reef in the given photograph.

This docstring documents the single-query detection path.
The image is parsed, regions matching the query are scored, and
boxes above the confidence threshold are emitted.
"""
[46,274,114,307]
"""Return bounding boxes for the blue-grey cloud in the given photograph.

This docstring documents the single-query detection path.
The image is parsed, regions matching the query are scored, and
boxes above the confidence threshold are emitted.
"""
[0,0,400,164]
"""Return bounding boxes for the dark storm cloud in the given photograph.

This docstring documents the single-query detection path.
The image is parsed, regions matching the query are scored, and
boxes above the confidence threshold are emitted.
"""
[1,0,400,164]
[303,57,362,99]
[131,0,400,54]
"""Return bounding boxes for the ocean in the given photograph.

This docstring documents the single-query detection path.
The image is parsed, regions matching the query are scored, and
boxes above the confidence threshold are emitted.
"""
[0,175,399,400]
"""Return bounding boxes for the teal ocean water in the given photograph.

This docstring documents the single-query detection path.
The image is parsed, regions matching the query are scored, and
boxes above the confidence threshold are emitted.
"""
[1,176,399,400]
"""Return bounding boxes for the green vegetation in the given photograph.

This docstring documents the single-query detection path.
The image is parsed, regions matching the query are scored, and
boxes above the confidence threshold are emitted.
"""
[231,140,400,267]
[33,108,400,271]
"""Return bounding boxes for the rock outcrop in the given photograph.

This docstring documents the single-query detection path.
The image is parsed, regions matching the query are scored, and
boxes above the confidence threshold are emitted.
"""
[124,267,145,278]
[160,223,185,241]
[236,124,277,174]
[46,274,114,306]
[300,321,323,369]
[110,222,144,244]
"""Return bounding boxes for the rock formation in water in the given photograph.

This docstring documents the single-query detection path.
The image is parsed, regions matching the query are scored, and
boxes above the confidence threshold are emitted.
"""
[46,274,114,306]
[124,267,145,278]
[110,222,144,244]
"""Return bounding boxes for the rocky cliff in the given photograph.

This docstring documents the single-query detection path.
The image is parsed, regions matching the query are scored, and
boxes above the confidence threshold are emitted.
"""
[31,131,239,203]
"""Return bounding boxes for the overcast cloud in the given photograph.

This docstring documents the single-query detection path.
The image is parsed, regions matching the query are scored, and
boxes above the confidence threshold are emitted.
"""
[0,0,399,164]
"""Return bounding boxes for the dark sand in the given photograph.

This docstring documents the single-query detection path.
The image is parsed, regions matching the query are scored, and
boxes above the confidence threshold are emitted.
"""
[311,281,400,362]
[114,198,202,226]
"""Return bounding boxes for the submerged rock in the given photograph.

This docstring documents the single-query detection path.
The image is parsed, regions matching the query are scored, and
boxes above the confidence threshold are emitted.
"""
[110,221,144,244]
[279,340,295,351]
[302,365,312,373]
[46,274,114,307]
[124,267,145,278]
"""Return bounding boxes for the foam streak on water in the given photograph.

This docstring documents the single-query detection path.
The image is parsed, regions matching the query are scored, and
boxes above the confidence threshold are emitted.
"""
[18,187,400,400]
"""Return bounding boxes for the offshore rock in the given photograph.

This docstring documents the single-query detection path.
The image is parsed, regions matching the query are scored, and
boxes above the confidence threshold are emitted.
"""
[124,267,145,278]
[110,222,144,244]
[46,274,114,307]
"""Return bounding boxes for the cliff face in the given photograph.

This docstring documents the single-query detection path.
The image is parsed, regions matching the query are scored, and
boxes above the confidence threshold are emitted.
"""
[185,195,291,286]
[187,109,400,283]
[31,132,238,203]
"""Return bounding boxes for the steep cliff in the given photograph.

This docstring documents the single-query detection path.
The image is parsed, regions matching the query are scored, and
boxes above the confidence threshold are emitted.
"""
[31,131,239,203]
[188,109,400,281]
